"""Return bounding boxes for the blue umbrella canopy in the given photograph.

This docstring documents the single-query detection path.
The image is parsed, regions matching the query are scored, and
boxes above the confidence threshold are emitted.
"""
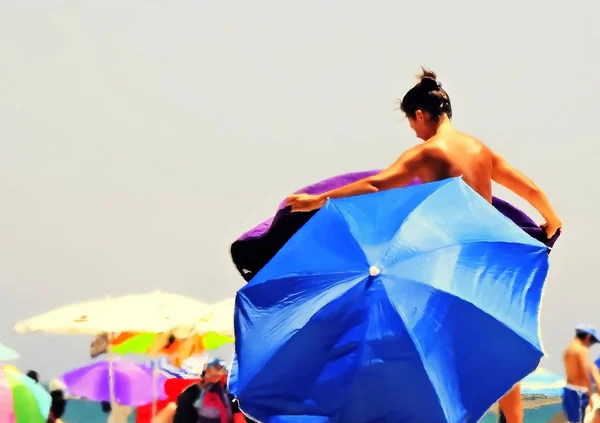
[231,178,550,423]
[520,368,565,397]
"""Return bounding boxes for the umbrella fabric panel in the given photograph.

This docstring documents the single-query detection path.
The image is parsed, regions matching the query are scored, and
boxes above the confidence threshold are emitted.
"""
[0,370,14,423]
[144,356,205,379]
[384,241,548,347]
[0,368,50,423]
[60,360,167,406]
[14,291,210,336]
[0,343,19,361]
[111,331,234,356]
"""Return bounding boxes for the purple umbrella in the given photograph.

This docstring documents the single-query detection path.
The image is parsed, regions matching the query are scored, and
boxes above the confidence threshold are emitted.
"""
[230,171,561,281]
[60,360,167,406]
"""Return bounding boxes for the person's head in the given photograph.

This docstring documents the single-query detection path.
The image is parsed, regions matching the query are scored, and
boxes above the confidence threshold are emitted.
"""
[400,68,452,141]
[575,325,600,347]
[100,401,111,414]
[26,370,39,383]
[204,359,226,384]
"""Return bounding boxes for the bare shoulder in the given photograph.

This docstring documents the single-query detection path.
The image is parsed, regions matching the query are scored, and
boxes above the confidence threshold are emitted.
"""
[418,137,447,156]
[457,131,491,152]
[573,343,587,358]
[396,143,428,163]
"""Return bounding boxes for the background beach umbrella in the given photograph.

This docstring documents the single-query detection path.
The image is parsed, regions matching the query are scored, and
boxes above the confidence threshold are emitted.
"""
[14,290,210,336]
[60,359,167,406]
[0,366,51,423]
[230,170,560,282]
[107,331,233,357]
[143,355,206,379]
[0,343,19,361]
[231,178,550,423]
[14,290,211,408]
[88,298,235,358]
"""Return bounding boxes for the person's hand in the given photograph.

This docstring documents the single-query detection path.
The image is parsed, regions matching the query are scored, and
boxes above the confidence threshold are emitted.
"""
[286,193,326,212]
[541,219,562,238]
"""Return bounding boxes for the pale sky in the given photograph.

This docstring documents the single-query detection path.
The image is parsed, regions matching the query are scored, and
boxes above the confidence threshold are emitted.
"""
[1,1,599,378]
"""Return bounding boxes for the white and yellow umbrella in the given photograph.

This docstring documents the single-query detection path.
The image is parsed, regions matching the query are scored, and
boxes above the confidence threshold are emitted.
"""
[192,297,235,337]
[14,290,211,336]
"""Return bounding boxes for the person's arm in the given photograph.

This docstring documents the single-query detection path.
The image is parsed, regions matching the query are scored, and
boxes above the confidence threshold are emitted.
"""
[578,350,595,399]
[300,145,425,206]
[491,151,562,230]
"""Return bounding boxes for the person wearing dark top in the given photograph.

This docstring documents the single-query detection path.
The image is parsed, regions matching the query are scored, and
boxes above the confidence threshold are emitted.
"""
[47,390,67,423]
[173,383,201,423]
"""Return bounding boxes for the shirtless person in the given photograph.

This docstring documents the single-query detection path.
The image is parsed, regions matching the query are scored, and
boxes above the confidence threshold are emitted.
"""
[286,68,562,423]
[563,325,600,423]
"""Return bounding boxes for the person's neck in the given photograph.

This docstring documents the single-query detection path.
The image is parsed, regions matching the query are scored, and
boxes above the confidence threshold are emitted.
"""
[435,116,454,134]
[424,116,454,141]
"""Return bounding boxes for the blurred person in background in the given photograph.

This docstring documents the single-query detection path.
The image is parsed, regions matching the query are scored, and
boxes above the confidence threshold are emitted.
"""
[26,369,40,383]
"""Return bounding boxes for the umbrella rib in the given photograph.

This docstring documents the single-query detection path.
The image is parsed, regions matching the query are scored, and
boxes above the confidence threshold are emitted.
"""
[326,201,374,266]
[250,270,366,285]
[379,294,452,422]
[377,181,451,265]
[328,304,377,423]
[383,239,546,270]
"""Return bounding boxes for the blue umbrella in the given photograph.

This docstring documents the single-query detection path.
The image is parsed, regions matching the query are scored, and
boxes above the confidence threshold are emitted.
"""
[0,343,18,361]
[231,178,550,423]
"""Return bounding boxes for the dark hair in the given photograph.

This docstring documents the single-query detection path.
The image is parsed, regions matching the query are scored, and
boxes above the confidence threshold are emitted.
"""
[49,390,67,419]
[400,68,452,121]
[167,333,176,347]
[576,331,598,344]
[26,370,39,383]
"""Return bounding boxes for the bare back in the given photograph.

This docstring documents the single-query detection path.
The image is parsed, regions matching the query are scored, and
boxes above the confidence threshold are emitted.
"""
[564,339,591,387]
[414,132,494,202]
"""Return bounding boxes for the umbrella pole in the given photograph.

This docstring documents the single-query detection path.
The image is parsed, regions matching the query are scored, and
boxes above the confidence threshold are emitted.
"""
[152,362,158,419]
[108,332,116,405]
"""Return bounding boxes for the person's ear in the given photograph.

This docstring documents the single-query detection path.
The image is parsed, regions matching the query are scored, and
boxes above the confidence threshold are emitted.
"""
[415,110,424,121]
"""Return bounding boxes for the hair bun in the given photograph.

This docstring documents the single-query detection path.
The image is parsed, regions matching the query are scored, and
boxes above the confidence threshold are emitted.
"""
[420,76,439,91]
[418,67,440,91]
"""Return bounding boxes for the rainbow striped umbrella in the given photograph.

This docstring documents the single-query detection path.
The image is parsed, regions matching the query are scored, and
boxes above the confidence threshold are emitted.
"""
[0,366,51,423]
[111,331,234,355]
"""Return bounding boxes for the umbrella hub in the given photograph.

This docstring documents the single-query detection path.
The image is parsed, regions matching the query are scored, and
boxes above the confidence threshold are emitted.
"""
[368,266,380,277]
